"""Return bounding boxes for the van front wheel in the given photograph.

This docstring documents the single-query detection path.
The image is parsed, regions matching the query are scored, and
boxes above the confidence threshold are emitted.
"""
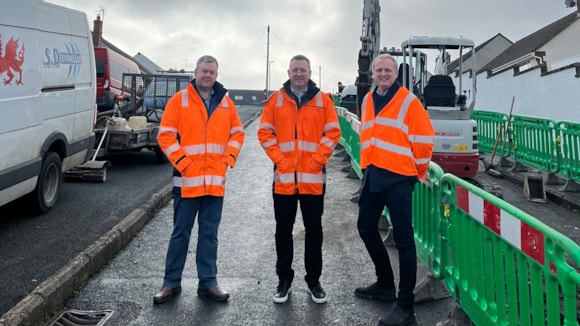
[32,152,63,213]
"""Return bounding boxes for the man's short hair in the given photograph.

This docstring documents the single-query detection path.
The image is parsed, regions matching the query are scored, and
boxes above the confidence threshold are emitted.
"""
[289,54,311,69]
[196,55,219,70]
[372,53,398,71]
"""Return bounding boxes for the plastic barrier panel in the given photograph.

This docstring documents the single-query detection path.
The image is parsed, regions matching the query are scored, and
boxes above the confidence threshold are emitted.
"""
[557,121,580,183]
[511,115,559,173]
[441,173,580,326]
[472,110,510,157]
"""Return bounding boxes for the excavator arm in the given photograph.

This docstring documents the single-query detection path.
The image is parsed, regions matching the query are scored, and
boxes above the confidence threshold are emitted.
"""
[355,0,381,117]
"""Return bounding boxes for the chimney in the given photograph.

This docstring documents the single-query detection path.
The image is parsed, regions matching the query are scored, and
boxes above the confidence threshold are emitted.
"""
[92,14,103,47]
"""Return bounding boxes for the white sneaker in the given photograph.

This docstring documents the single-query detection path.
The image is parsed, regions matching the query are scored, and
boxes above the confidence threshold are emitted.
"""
[273,280,291,303]
[308,281,327,304]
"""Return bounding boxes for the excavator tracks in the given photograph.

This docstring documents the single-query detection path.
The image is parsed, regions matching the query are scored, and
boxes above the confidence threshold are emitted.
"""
[466,175,504,199]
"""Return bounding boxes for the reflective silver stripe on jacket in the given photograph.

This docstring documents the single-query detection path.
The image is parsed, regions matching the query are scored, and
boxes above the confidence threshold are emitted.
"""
[273,172,327,184]
[360,93,415,154]
[173,175,226,187]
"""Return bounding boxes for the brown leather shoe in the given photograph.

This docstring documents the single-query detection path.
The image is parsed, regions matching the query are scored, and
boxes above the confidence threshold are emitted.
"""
[153,286,182,304]
[197,285,230,302]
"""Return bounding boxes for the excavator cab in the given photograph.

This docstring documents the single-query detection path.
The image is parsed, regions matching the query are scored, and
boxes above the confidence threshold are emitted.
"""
[423,75,456,107]
[401,35,480,178]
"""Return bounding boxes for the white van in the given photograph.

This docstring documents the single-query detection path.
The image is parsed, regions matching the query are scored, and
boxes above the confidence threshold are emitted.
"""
[0,0,97,213]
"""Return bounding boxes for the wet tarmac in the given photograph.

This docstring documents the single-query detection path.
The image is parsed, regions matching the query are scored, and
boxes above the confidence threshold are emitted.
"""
[58,121,454,326]
[5,116,579,326]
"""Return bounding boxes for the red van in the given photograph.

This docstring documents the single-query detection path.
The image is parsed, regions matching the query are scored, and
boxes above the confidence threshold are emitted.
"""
[94,47,140,111]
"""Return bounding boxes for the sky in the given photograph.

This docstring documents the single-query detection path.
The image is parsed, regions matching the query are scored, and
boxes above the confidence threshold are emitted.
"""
[47,0,577,93]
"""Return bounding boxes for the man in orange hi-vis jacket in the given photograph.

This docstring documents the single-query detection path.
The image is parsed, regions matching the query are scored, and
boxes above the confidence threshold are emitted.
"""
[154,55,244,304]
[258,54,341,305]
[354,53,434,326]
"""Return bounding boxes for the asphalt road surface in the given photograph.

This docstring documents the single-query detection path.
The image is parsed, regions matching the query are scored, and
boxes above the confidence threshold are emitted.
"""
[62,119,454,326]
[59,123,579,326]
[0,104,261,317]
[3,103,579,324]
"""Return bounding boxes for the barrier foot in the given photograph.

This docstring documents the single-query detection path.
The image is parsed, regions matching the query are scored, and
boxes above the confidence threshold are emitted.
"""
[545,172,563,186]
[346,167,359,179]
[499,156,513,168]
[559,179,580,192]
[414,272,451,303]
[435,301,475,326]
[508,161,526,172]
[332,150,347,158]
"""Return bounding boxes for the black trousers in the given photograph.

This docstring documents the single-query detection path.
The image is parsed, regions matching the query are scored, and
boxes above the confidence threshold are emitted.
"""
[273,193,324,284]
[357,179,417,309]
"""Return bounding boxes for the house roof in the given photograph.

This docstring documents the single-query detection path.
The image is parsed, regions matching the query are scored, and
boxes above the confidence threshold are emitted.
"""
[480,11,579,73]
[447,33,512,73]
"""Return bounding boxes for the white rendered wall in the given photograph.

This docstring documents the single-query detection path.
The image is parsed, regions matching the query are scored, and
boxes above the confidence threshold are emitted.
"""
[452,65,580,122]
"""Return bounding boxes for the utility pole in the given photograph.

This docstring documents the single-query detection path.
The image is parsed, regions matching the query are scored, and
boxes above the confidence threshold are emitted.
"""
[265,25,270,99]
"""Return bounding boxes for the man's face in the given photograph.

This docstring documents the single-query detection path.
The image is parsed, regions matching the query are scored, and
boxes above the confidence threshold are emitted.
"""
[372,58,398,92]
[195,61,218,91]
[288,59,311,91]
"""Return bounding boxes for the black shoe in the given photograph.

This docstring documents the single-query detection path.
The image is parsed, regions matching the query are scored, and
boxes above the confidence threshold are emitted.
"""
[307,281,327,304]
[273,280,292,303]
[354,282,396,301]
[378,303,416,326]
[197,285,230,302]
[153,286,182,304]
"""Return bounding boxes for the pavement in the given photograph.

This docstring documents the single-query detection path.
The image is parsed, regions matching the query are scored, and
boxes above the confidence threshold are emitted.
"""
[477,153,580,244]
[480,153,580,209]
[2,119,579,326]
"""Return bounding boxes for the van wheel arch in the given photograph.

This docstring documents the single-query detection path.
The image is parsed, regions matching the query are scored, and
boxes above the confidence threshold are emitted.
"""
[42,132,68,158]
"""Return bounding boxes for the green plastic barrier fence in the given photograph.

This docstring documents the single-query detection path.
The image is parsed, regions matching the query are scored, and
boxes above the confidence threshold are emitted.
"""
[440,173,580,326]
[337,107,580,325]
[557,121,580,182]
[346,111,362,178]
[472,110,510,157]
[336,107,350,148]
[412,162,446,278]
[333,94,341,107]
[472,110,580,184]
[509,115,559,173]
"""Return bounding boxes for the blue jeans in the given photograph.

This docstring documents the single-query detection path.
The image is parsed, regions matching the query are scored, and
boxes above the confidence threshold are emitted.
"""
[163,195,223,289]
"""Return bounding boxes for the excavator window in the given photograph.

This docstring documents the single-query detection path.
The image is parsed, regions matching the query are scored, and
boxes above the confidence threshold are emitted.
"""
[423,75,456,107]
[397,63,412,90]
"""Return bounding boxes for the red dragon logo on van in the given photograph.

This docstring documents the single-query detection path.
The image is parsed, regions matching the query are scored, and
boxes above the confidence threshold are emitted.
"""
[0,35,25,86]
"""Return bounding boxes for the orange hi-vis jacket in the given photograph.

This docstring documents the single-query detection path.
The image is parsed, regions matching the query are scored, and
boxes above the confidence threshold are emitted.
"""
[157,81,245,198]
[360,87,434,180]
[258,83,341,195]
